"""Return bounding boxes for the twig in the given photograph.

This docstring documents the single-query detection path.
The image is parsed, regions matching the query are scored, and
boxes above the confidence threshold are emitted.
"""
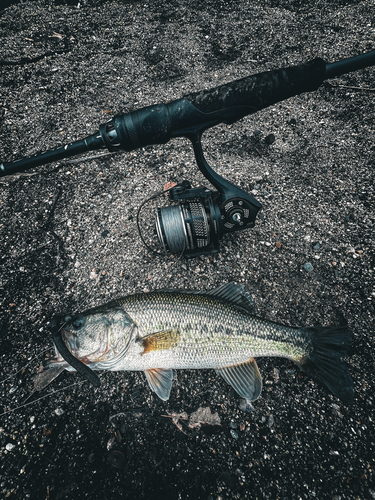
[64,152,117,164]
[328,82,375,92]
[0,170,40,183]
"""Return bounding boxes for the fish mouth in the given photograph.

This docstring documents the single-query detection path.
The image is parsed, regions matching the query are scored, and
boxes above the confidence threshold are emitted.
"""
[49,315,101,388]
[49,329,81,365]
[50,327,121,367]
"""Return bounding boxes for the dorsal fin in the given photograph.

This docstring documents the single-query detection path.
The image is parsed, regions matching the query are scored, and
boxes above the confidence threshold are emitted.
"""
[206,282,254,312]
[156,282,254,312]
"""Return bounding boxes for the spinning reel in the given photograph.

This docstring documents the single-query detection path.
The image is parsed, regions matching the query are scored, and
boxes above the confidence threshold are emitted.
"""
[100,94,264,258]
[150,134,261,258]
[2,51,375,259]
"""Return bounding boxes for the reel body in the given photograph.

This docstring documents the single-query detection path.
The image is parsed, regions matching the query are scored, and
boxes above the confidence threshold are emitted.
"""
[155,182,261,258]
[152,131,262,258]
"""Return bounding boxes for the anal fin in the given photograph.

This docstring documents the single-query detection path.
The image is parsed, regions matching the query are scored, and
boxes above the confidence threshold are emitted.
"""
[144,368,176,401]
[216,358,262,402]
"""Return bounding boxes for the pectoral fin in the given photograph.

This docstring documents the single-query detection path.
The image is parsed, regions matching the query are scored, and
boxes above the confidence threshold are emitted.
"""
[216,358,262,402]
[144,368,176,401]
[139,329,180,355]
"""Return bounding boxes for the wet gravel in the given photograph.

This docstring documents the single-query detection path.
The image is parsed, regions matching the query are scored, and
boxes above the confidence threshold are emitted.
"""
[0,1,374,499]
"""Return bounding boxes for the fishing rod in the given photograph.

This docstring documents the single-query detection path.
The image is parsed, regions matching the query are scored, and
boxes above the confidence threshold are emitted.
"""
[1,50,374,258]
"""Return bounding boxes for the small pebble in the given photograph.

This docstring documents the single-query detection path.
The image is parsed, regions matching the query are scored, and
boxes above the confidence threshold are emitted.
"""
[107,450,126,468]
[54,408,64,416]
[313,242,320,250]
[230,421,237,429]
[265,133,275,145]
[303,262,314,272]
[230,430,239,439]
[107,437,116,451]
[6,443,15,451]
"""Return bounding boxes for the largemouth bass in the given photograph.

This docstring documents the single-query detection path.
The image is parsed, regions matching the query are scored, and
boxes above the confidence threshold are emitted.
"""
[39,283,354,404]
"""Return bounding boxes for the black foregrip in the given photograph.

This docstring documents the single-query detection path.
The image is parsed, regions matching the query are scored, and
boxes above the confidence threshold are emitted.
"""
[183,58,326,117]
[2,53,371,177]
[100,104,173,152]
[101,59,327,153]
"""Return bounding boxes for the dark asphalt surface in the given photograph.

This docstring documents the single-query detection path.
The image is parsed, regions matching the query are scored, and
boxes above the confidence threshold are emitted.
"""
[0,1,374,499]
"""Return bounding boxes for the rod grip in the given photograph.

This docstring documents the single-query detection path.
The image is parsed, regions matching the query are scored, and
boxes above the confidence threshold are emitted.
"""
[183,58,327,118]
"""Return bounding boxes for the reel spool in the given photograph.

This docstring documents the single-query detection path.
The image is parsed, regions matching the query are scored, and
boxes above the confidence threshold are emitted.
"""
[155,187,221,257]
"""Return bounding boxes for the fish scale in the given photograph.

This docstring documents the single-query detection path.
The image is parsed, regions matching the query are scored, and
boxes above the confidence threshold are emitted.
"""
[43,283,354,405]
[119,292,307,371]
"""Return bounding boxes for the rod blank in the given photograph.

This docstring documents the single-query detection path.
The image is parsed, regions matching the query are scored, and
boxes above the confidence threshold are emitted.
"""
[325,50,375,79]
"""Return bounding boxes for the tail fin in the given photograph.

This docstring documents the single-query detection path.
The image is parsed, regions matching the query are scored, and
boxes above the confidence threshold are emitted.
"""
[298,325,354,404]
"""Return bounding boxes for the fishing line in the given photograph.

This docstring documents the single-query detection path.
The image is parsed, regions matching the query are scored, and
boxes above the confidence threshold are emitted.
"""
[136,184,186,263]
[136,185,175,255]
[38,185,185,387]
[0,346,55,385]
[0,377,92,418]
[6,185,182,395]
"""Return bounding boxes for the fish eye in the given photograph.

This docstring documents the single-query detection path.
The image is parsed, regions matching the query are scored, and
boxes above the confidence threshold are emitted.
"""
[72,316,85,330]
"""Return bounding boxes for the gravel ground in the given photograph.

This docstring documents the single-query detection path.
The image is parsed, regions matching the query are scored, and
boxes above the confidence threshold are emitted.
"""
[0,1,374,499]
